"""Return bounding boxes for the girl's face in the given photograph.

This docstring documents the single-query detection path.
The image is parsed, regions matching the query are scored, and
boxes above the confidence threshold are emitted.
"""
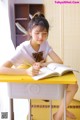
[30,25,48,45]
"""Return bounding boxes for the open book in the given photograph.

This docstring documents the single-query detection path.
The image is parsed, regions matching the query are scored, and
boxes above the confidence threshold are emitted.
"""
[32,63,79,80]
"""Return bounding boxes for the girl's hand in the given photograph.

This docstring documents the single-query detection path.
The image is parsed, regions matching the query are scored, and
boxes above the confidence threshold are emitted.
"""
[32,62,41,76]
[26,62,40,76]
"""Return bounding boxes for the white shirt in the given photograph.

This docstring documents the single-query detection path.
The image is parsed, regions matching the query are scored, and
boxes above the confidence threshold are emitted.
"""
[10,40,53,67]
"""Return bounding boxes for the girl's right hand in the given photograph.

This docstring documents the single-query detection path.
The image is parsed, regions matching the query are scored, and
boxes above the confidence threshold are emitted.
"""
[26,62,40,76]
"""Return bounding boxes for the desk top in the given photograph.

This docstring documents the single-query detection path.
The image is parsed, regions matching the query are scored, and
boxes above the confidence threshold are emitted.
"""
[0,73,77,84]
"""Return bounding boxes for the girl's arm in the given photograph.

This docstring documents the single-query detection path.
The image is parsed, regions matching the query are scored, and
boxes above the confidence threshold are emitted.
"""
[0,61,40,76]
[40,50,63,67]
[48,50,63,64]
[0,66,27,75]
[2,61,13,68]
[0,61,27,75]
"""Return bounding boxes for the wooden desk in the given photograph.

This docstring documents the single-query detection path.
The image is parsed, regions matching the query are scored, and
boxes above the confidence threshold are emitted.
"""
[0,73,77,120]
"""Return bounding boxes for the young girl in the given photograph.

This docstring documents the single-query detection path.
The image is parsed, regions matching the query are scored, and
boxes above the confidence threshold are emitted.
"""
[0,12,78,120]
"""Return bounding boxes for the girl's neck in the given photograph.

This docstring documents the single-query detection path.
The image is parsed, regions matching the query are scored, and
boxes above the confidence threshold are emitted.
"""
[30,40,40,52]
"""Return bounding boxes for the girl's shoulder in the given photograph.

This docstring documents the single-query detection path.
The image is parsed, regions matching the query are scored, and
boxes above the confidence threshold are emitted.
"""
[16,41,30,51]
[42,40,50,46]
[19,40,30,47]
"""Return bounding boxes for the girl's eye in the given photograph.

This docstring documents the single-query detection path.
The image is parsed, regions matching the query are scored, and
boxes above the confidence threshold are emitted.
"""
[35,32,39,34]
[43,32,47,35]
[34,32,48,36]
[35,32,47,35]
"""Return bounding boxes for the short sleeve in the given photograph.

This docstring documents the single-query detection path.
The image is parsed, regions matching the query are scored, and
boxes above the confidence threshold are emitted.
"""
[10,44,27,66]
[47,42,53,54]
[40,41,53,59]
[10,41,35,67]
[45,41,53,53]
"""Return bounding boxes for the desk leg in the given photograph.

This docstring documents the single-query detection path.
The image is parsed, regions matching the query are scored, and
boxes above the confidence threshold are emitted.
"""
[50,100,52,120]
[28,99,31,120]
[10,99,14,120]
[64,85,67,120]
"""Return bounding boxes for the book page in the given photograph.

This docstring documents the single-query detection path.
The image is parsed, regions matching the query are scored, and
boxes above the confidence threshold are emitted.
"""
[32,67,54,80]
[32,63,79,80]
[47,63,73,75]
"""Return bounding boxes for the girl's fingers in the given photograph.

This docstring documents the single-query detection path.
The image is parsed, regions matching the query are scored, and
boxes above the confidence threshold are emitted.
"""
[33,63,41,69]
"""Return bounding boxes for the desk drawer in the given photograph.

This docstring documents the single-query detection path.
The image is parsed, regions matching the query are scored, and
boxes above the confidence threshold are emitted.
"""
[8,83,64,100]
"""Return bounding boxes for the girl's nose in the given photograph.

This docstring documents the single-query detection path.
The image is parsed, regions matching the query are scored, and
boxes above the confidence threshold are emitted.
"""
[39,33,43,39]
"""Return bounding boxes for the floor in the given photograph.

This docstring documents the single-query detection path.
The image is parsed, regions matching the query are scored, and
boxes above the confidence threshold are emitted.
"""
[31,99,80,120]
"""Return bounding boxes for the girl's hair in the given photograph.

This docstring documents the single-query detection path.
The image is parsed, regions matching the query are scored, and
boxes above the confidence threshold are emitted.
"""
[28,12,49,33]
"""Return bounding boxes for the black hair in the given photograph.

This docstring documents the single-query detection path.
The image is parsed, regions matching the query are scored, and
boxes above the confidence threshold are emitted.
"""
[28,12,49,33]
